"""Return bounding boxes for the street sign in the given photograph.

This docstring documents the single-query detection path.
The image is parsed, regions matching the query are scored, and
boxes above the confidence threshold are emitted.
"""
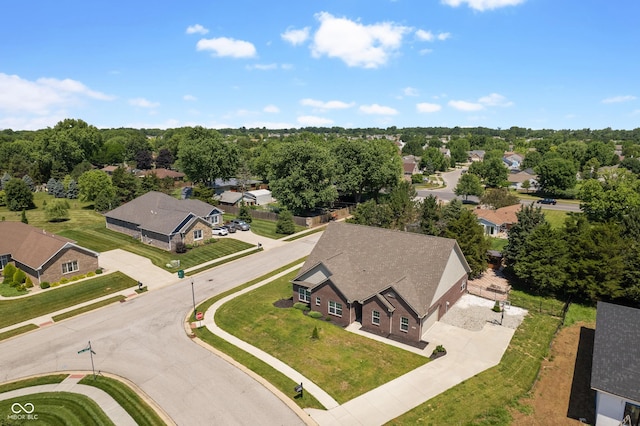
[196,312,204,321]
[77,348,90,354]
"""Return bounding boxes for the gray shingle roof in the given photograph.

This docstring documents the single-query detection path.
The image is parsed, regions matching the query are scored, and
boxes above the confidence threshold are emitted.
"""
[591,301,640,402]
[294,222,470,317]
[104,191,222,235]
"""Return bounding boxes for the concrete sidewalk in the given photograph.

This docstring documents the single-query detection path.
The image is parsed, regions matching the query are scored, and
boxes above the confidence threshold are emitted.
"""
[0,374,137,425]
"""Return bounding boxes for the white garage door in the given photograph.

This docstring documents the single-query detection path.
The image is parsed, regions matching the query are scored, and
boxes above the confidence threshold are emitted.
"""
[421,309,439,340]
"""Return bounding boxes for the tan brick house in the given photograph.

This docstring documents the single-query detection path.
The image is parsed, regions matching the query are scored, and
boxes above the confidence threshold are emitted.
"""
[292,222,471,343]
[0,221,99,284]
[104,191,223,251]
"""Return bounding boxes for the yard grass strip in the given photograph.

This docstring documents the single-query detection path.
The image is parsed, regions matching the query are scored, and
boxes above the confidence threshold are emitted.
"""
[78,375,167,426]
[222,214,305,239]
[0,392,114,426]
[0,272,136,329]
[387,309,561,425]
[0,374,67,393]
[52,296,126,322]
[0,324,39,342]
[282,225,326,242]
[194,326,324,410]
[215,270,428,404]
[185,247,263,276]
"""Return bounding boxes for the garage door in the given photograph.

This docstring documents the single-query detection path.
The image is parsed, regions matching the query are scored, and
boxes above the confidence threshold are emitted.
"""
[421,309,439,340]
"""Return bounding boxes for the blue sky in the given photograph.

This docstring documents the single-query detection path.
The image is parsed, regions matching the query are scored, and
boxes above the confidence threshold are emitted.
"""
[1,0,639,131]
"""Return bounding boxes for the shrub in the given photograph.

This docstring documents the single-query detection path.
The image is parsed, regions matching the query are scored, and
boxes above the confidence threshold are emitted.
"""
[3,263,17,284]
[276,209,296,235]
[13,269,26,285]
[59,278,69,284]
[25,277,34,288]
[492,301,501,312]
[293,302,310,311]
[70,275,81,281]
[175,242,187,254]
[40,282,50,289]
[237,202,252,223]
[86,271,95,277]
[311,326,320,340]
[16,284,26,292]
[51,282,60,287]
[308,311,323,319]
[95,268,103,274]
[411,173,424,184]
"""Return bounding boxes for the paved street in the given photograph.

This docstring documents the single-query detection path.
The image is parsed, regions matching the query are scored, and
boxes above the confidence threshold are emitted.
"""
[0,235,321,425]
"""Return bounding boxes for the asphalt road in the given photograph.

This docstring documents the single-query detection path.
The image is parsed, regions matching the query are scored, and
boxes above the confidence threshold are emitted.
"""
[0,235,321,425]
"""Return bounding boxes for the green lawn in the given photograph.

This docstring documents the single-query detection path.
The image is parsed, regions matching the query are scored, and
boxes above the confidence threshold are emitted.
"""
[489,237,508,252]
[0,392,114,426]
[388,310,562,425]
[52,295,126,322]
[0,375,67,393]
[0,282,29,297]
[58,224,254,270]
[0,272,136,329]
[543,209,569,229]
[0,324,39,342]
[216,270,428,404]
[223,214,306,239]
[78,375,167,426]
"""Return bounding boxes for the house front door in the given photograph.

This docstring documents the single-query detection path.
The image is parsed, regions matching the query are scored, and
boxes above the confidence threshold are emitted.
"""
[354,302,362,323]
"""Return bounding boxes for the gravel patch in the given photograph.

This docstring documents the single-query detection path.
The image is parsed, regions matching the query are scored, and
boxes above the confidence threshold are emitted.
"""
[440,294,528,331]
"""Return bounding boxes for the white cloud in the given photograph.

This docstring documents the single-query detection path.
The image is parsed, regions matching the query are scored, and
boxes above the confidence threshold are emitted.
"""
[415,29,434,42]
[441,0,526,11]
[419,49,433,55]
[0,73,114,116]
[196,37,257,58]
[478,93,513,107]
[297,115,334,126]
[602,95,637,104]
[186,24,209,35]
[281,63,294,70]
[281,27,310,45]
[300,98,355,110]
[129,98,160,108]
[359,104,398,115]
[437,32,451,41]
[246,63,278,71]
[183,95,197,101]
[311,12,411,68]
[403,87,419,97]
[125,119,182,129]
[417,102,442,113]
[263,104,280,113]
[448,100,484,111]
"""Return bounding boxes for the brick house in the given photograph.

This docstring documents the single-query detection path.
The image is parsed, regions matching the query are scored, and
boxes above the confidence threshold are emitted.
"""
[104,191,223,251]
[0,221,99,284]
[292,222,471,343]
[472,204,521,236]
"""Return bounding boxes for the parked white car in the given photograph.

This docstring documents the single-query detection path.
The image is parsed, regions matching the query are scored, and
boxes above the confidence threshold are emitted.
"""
[212,227,228,236]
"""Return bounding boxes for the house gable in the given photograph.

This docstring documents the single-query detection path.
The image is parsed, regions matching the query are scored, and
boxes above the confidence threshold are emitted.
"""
[430,248,469,306]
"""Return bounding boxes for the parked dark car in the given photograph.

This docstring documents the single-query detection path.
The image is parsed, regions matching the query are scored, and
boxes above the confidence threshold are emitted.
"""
[222,224,236,233]
[230,219,251,231]
[536,198,557,205]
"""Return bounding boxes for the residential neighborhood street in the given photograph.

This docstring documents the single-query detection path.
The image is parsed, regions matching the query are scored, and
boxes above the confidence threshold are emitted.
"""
[0,235,321,425]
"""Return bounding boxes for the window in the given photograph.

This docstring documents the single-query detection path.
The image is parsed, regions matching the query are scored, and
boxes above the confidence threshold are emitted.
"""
[212,215,220,225]
[624,402,640,426]
[400,316,409,332]
[62,260,79,274]
[315,297,321,306]
[0,255,8,270]
[193,229,203,241]
[298,287,310,303]
[328,301,342,317]
[372,310,380,325]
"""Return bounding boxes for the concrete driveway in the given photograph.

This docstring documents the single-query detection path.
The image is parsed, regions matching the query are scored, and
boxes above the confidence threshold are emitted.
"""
[99,249,177,290]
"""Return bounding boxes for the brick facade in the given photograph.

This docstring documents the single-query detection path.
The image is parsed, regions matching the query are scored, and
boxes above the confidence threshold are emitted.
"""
[182,220,213,247]
[294,281,352,327]
[14,247,99,284]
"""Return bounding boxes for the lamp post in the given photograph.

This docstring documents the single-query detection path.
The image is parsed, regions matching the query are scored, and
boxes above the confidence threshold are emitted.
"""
[190,278,196,319]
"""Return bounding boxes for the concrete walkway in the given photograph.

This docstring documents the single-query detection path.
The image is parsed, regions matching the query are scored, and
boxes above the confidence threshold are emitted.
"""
[201,270,519,425]
[0,374,137,425]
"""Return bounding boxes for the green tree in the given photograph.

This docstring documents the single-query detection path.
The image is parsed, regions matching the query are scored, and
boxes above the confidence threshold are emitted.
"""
[362,139,403,200]
[135,149,153,170]
[111,166,139,204]
[45,199,70,222]
[417,195,442,236]
[513,223,568,296]
[275,209,296,235]
[521,179,531,193]
[444,209,489,278]
[268,139,338,214]
[348,199,393,229]
[2,263,17,285]
[480,188,520,209]
[420,147,449,173]
[155,148,174,169]
[66,179,79,199]
[94,186,118,212]
[447,138,470,164]
[178,127,239,185]
[237,201,252,223]
[386,180,417,231]
[469,157,508,188]
[20,209,28,224]
[4,178,35,211]
[503,203,547,268]
[536,157,577,194]
[454,173,484,201]
[78,170,113,202]
[579,168,640,222]
[38,119,103,176]
[521,150,543,170]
